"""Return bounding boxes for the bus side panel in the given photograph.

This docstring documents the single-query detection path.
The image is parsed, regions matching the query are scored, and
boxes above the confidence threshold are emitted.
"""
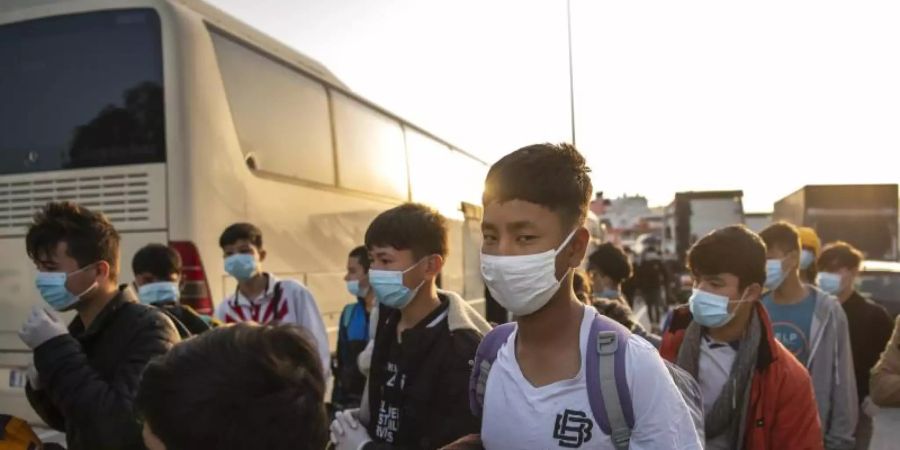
[164,1,250,309]
[244,176,398,349]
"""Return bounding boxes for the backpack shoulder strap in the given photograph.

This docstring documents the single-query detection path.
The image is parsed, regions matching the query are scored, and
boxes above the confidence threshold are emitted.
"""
[340,304,356,328]
[159,306,193,339]
[586,313,634,450]
[468,322,516,417]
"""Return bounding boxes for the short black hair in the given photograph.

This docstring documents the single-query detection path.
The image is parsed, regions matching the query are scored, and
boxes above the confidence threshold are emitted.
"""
[349,245,371,272]
[26,202,121,280]
[592,298,636,330]
[133,244,182,280]
[483,143,592,229]
[137,323,327,450]
[219,222,263,249]
[759,221,801,255]
[818,241,864,272]
[588,243,633,284]
[688,225,767,290]
[365,203,448,259]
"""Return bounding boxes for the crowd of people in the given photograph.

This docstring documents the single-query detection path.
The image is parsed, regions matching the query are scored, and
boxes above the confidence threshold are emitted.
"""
[6,143,900,450]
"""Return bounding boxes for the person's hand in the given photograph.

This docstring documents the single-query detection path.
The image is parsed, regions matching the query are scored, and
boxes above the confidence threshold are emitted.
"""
[18,306,68,350]
[330,409,371,450]
[26,363,41,390]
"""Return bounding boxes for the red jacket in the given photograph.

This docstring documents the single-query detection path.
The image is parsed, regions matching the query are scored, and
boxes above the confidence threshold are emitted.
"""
[660,303,823,450]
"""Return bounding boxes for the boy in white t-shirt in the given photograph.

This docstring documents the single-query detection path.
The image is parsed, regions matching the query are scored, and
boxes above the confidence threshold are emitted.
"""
[476,143,701,449]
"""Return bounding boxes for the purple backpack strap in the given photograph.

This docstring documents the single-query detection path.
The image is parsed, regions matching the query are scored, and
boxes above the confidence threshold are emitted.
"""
[468,322,516,417]
[585,313,634,442]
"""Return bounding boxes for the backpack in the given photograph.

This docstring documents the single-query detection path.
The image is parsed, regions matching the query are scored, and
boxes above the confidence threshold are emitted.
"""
[0,415,40,450]
[469,313,704,449]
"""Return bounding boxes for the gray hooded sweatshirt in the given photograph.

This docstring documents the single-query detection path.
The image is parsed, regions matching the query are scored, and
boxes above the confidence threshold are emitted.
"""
[803,286,859,450]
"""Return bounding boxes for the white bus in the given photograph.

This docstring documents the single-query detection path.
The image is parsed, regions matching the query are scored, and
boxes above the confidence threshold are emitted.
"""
[0,0,488,423]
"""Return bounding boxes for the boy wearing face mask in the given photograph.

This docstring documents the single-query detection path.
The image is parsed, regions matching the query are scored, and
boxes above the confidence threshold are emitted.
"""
[330,203,491,450]
[760,222,857,450]
[588,243,633,303]
[476,144,701,449]
[19,202,180,450]
[332,245,378,413]
[213,222,330,377]
[660,225,823,450]
[132,243,217,338]
[817,241,892,449]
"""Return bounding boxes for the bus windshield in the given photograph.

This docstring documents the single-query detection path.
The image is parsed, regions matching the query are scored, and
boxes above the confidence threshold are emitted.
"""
[0,9,165,176]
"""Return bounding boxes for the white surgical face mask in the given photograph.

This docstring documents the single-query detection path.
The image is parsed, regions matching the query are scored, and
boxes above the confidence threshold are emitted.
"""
[480,230,577,316]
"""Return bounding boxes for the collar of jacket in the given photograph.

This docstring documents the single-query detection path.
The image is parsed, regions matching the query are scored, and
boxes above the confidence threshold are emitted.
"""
[669,302,777,371]
[439,289,492,336]
[69,284,139,339]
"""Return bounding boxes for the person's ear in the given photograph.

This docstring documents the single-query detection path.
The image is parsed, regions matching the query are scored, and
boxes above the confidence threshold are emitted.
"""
[789,249,802,273]
[425,255,444,278]
[744,282,763,301]
[258,249,267,262]
[94,260,112,282]
[566,227,590,268]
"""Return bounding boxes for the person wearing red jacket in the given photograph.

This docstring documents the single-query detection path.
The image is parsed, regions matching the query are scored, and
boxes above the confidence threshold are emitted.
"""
[660,225,823,450]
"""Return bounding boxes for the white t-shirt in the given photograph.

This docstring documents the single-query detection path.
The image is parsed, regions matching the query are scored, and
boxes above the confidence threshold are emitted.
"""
[699,334,738,450]
[214,273,330,377]
[482,306,702,449]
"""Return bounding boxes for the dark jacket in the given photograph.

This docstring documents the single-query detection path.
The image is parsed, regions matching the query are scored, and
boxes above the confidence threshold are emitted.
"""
[154,301,216,338]
[361,290,491,450]
[332,299,371,410]
[26,286,180,450]
[841,290,894,401]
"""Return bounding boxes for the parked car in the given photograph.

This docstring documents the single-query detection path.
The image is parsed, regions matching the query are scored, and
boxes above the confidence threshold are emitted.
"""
[859,260,900,318]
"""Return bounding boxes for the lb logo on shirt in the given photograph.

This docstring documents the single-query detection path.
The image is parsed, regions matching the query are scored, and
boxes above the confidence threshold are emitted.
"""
[553,409,593,448]
[771,321,810,359]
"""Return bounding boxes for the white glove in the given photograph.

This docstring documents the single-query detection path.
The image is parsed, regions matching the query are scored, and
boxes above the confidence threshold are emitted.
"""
[18,306,68,350]
[330,409,371,450]
[26,363,41,391]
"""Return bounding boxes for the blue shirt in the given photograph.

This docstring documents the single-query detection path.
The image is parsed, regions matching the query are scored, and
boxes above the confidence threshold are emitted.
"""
[763,289,817,364]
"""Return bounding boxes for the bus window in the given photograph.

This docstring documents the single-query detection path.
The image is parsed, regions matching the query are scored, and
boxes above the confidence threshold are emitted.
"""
[407,128,458,216]
[0,9,165,175]
[332,92,408,200]
[210,31,335,185]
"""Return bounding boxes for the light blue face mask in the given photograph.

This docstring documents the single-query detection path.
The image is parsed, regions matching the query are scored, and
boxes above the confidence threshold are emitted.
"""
[224,253,258,282]
[764,258,787,291]
[369,258,429,310]
[688,288,748,328]
[799,250,815,271]
[35,263,98,311]
[346,280,370,298]
[816,272,843,295]
[595,289,621,300]
[138,281,180,305]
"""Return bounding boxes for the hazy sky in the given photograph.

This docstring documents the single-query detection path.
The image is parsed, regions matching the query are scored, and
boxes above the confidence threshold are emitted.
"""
[209,0,900,212]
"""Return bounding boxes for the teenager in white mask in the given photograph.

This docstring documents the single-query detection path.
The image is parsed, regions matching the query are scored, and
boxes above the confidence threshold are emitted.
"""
[476,143,701,449]
[330,203,491,450]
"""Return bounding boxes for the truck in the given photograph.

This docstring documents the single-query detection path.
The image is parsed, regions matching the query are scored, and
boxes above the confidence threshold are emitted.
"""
[773,184,899,261]
[662,190,745,263]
